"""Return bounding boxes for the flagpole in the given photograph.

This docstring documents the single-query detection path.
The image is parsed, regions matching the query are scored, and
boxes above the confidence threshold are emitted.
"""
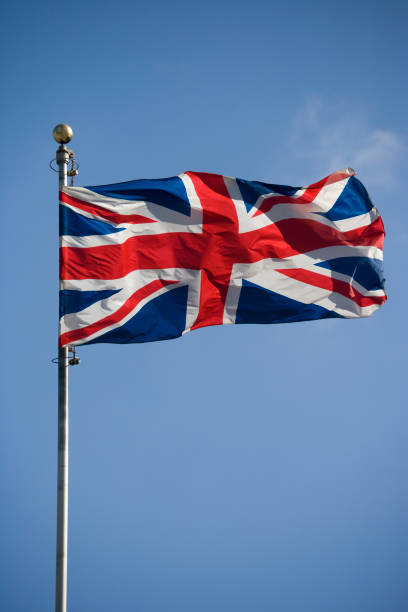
[53,123,74,612]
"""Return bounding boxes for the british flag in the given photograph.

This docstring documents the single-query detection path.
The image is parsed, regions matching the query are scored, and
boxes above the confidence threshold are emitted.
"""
[59,169,386,347]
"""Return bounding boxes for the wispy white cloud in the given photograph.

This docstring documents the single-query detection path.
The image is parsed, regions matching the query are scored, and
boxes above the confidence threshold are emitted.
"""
[288,97,404,187]
[353,130,403,171]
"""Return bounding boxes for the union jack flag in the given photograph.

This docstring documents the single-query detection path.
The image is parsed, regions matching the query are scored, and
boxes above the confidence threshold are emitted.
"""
[59,169,386,347]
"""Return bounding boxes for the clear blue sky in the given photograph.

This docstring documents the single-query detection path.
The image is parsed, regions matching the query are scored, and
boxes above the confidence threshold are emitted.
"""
[1,1,407,610]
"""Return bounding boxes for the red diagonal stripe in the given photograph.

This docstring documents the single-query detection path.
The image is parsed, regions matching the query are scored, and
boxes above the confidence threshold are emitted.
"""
[253,171,353,217]
[278,268,386,308]
[59,279,177,346]
[60,191,156,226]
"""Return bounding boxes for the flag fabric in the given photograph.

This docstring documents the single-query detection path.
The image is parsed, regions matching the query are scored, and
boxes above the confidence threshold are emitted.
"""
[59,168,386,347]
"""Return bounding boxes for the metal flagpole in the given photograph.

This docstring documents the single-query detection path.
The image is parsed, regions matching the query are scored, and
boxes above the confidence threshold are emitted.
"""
[53,123,77,612]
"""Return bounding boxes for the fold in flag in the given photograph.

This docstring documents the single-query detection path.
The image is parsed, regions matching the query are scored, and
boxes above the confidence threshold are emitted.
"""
[59,169,386,346]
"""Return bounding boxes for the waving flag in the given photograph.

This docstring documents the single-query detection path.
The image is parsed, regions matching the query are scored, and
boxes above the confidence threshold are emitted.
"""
[59,168,386,347]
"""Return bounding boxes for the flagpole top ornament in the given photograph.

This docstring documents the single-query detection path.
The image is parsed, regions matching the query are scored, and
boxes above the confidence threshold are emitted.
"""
[53,124,73,144]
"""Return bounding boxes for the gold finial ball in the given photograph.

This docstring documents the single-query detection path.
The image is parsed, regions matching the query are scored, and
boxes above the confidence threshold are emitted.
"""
[53,123,73,144]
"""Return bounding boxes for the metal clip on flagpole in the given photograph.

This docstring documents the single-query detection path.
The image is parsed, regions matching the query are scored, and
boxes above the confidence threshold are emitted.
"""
[53,123,78,612]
